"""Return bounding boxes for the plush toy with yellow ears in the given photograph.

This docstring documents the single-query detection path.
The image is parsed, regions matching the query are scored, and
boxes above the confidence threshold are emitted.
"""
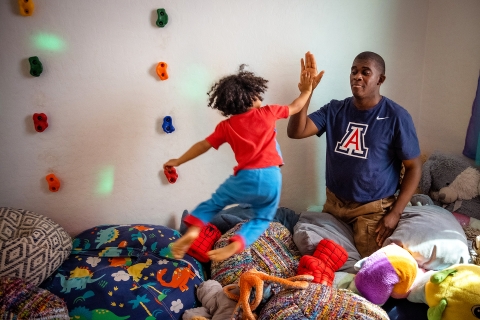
[423,264,480,320]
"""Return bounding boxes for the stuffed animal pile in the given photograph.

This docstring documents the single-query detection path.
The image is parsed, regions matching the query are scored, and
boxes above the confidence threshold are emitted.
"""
[420,150,480,220]
[351,244,480,320]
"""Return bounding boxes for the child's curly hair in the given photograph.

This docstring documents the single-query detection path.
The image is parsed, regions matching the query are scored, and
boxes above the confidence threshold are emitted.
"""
[207,65,268,117]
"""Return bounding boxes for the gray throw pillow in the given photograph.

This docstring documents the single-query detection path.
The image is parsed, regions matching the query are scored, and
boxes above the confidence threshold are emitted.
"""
[293,211,362,273]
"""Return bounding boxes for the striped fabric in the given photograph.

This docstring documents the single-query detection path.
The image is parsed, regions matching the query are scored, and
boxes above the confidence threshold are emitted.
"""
[0,276,69,320]
[210,222,301,295]
[259,282,389,320]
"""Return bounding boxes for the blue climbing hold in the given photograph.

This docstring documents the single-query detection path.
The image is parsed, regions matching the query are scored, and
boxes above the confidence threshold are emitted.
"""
[162,116,175,134]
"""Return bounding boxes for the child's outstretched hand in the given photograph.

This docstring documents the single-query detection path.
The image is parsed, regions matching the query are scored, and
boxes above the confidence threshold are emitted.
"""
[163,159,180,169]
[298,71,313,94]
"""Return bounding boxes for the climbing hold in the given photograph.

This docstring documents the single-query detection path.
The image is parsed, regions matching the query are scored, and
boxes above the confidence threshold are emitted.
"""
[156,62,168,80]
[156,8,168,28]
[18,0,34,16]
[164,167,178,184]
[28,56,43,77]
[162,116,175,134]
[32,113,48,132]
[45,174,60,192]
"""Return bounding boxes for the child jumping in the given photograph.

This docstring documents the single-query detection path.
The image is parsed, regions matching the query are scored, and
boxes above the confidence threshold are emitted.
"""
[163,64,314,262]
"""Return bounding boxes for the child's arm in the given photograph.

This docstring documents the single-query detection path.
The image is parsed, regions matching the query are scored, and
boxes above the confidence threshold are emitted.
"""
[287,71,313,116]
[163,139,212,169]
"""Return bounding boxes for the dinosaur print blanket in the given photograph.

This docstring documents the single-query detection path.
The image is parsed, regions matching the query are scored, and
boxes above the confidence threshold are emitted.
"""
[40,224,204,320]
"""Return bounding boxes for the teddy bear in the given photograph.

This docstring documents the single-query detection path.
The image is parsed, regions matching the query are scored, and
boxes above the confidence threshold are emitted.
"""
[182,279,238,320]
[419,150,480,220]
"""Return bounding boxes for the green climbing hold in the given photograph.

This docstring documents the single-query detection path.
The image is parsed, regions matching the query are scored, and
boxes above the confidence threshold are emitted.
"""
[28,56,43,77]
[156,8,168,28]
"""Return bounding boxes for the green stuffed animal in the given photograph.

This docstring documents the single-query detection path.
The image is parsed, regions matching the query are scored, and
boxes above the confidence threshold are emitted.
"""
[409,264,480,320]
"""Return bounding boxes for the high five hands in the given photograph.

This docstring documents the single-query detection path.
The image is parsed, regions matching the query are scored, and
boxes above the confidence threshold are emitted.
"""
[301,51,325,90]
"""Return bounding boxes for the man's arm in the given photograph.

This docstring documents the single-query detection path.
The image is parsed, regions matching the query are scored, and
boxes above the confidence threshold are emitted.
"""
[375,156,422,245]
[287,51,325,139]
[287,95,321,138]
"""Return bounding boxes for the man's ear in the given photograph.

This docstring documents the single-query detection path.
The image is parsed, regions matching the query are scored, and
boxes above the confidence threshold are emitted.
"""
[377,74,386,85]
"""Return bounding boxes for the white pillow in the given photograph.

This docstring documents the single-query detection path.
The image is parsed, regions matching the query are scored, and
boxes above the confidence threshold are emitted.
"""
[383,205,471,270]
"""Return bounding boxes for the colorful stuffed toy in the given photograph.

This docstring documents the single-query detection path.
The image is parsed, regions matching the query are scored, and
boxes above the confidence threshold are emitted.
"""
[296,238,348,286]
[423,264,480,320]
[353,243,421,305]
[223,268,313,320]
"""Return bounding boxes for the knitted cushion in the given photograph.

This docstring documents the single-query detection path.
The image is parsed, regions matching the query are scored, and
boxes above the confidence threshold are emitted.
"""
[258,283,389,320]
[0,207,72,285]
[0,276,69,319]
[187,223,221,263]
[210,222,301,293]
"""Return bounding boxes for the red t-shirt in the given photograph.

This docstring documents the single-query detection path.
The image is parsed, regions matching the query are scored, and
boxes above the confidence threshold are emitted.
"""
[206,105,289,175]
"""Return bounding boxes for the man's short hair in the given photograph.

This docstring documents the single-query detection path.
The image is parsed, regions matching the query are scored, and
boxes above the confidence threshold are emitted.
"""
[354,52,385,75]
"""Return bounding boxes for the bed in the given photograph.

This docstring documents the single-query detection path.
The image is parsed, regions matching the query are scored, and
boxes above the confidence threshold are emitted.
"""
[35,201,472,319]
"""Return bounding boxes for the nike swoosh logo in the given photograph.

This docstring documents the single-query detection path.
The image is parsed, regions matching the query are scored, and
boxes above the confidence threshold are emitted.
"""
[376,116,389,120]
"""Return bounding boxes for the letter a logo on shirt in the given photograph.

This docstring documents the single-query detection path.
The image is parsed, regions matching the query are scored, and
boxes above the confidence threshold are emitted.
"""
[335,122,368,158]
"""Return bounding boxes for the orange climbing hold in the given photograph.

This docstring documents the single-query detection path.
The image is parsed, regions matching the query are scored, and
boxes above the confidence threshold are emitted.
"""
[45,174,60,192]
[18,0,34,16]
[156,62,168,80]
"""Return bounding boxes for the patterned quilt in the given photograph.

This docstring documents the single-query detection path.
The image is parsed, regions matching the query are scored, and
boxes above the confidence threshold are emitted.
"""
[40,224,204,320]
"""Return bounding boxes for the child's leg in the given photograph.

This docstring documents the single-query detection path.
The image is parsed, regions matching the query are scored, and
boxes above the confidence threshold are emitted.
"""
[208,241,243,262]
[188,175,239,223]
[208,167,282,261]
[208,199,278,262]
[171,225,202,259]
[173,175,239,259]
[238,167,282,245]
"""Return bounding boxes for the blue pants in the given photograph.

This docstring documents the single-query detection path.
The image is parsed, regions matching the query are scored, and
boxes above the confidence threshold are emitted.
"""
[191,166,281,247]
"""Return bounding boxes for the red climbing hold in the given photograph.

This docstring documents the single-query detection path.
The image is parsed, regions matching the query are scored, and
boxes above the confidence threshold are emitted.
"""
[33,113,48,132]
[164,167,178,184]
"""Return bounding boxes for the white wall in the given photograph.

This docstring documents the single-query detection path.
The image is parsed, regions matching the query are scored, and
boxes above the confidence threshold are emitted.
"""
[0,0,478,236]
[419,0,480,156]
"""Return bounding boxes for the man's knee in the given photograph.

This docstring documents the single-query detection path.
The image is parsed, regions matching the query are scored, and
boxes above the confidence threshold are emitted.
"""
[353,213,383,258]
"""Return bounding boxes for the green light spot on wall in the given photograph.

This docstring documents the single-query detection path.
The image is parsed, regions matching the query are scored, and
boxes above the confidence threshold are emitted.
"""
[96,166,115,196]
[180,64,213,102]
[32,32,66,52]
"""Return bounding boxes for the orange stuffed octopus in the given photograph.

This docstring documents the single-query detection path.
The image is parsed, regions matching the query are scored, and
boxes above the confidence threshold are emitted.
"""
[223,269,313,320]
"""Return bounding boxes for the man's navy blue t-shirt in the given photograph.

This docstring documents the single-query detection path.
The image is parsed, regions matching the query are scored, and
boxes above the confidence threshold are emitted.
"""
[308,96,420,202]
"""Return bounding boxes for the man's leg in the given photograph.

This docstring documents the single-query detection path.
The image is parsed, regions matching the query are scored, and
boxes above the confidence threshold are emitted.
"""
[324,188,396,258]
